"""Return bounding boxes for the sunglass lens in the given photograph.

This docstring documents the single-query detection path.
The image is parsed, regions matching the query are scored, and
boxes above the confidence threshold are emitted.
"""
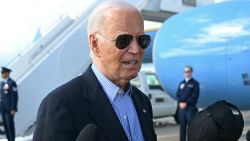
[137,35,151,49]
[115,34,133,49]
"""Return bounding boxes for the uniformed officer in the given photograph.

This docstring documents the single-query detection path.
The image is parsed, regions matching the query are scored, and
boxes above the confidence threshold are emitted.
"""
[176,66,199,141]
[0,67,18,141]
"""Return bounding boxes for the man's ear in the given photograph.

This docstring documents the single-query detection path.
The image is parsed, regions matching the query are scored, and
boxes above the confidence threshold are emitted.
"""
[89,34,100,57]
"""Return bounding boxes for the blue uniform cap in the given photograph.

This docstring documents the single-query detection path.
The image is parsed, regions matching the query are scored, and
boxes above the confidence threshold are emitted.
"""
[1,67,12,74]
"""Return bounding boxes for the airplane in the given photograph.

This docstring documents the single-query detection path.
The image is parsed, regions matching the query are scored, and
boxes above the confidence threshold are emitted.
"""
[152,0,250,110]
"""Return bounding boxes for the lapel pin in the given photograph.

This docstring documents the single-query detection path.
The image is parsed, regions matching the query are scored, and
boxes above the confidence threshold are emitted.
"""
[143,109,147,113]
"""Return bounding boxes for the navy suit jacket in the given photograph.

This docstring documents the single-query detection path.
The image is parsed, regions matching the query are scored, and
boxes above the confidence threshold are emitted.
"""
[33,66,157,141]
[0,78,18,112]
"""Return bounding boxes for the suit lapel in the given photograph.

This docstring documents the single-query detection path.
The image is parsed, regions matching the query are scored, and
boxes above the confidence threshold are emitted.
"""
[131,90,150,141]
[82,66,128,141]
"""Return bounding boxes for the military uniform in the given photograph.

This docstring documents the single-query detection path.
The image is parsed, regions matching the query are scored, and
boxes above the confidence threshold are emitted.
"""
[0,67,18,141]
[176,78,199,141]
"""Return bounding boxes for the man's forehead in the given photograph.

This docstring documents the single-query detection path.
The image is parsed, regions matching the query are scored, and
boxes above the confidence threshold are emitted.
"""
[113,31,144,36]
[103,10,144,35]
[104,26,144,36]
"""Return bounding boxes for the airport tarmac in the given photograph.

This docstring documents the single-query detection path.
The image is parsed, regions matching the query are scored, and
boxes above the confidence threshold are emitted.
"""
[0,111,249,141]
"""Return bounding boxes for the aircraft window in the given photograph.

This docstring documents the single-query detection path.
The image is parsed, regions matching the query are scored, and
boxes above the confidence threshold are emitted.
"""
[131,76,141,88]
[242,73,250,86]
[146,73,163,90]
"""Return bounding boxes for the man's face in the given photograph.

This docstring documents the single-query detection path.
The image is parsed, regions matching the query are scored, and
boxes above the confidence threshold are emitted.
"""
[184,67,192,78]
[95,9,145,85]
[1,72,9,79]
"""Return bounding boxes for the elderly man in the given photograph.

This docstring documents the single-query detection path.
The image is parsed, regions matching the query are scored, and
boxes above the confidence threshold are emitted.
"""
[33,1,156,141]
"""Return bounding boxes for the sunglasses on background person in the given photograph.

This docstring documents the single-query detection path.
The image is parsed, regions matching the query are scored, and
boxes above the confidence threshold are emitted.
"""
[184,70,192,73]
[96,33,151,49]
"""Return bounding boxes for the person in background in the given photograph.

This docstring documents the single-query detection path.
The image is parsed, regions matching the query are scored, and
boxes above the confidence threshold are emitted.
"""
[0,67,18,141]
[33,1,156,141]
[176,66,199,141]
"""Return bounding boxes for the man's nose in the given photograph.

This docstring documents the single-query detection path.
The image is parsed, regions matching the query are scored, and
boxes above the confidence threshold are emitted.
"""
[127,38,140,54]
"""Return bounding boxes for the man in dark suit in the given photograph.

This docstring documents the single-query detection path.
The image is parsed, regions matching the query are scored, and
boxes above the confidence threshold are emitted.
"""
[33,1,156,141]
[0,67,18,141]
[176,66,199,141]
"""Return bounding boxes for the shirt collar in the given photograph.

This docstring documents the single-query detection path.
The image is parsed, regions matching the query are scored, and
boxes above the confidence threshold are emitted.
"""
[185,77,192,83]
[2,78,9,83]
[91,64,132,102]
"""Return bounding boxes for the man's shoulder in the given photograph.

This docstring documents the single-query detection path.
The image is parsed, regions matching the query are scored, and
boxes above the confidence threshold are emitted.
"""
[8,78,16,85]
[191,78,199,85]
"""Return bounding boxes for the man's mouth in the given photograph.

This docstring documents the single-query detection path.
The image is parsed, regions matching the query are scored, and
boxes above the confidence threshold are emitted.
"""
[123,60,138,65]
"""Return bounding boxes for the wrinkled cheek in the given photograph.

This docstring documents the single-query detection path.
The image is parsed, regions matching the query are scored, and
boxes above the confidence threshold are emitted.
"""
[111,64,122,76]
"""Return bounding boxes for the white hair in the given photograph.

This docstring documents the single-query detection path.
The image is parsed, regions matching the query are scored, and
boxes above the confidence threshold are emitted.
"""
[87,0,141,37]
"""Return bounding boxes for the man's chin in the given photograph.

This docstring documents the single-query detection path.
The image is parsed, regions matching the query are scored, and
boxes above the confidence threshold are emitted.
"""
[125,72,139,81]
[120,68,140,81]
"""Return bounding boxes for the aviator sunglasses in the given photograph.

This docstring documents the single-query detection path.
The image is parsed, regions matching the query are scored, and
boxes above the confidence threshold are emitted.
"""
[96,33,151,49]
[184,70,191,73]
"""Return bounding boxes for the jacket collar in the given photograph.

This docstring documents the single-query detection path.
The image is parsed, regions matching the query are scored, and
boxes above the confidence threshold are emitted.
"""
[81,65,151,141]
[81,65,128,141]
[1,77,9,83]
[184,77,194,83]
